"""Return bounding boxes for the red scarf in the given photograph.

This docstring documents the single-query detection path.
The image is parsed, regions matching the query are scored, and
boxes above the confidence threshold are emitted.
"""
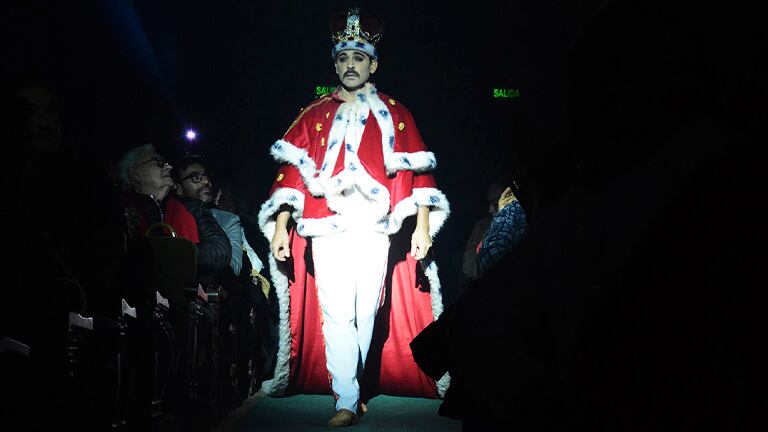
[163,197,199,243]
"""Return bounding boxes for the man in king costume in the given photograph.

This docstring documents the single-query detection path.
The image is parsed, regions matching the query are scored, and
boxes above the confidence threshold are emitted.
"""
[257,7,450,427]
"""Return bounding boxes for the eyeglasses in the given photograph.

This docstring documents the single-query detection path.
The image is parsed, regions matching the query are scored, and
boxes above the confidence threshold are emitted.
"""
[135,157,166,169]
[179,171,212,184]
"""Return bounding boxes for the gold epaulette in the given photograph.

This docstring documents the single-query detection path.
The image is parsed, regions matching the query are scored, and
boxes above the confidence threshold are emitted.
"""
[283,96,331,137]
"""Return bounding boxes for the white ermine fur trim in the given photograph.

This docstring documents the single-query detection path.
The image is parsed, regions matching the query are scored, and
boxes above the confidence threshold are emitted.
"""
[295,214,345,238]
[332,41,378,60]
[270,85,438,205]
[436,371,451,399]
[317,103,350,187]
[322,177,391,226]
[270,140,324,196]
[387,151,437,174]
[257,187,302,395]
[411,188,450,237]
[363,84,438,176]
[260,252,291,396]
[421,260,444,320]
[297,186,448,238]
[385,188,450,238]
[420,259,451,397]
[258,187,305,241]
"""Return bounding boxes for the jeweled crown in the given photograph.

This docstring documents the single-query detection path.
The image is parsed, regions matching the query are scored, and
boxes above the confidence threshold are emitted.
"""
[330,7,384,59]
[331,7,382,46]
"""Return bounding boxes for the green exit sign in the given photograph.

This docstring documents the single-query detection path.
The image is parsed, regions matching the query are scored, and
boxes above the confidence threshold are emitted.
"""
[316,85,336,97]
[493,88,520,99]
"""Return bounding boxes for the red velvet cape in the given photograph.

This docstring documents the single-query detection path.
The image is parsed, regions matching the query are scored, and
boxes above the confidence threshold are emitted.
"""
[259,86,449,399]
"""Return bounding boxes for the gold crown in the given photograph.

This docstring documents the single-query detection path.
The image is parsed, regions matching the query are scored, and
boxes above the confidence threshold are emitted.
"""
[331,7,383,47]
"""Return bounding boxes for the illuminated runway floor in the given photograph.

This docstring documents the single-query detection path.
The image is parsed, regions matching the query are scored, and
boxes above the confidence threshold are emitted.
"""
[213,393,462,432]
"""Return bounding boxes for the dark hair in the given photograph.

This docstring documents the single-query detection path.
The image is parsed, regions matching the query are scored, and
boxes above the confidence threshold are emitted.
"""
[212,176,243,213]
[172,154,207,182]
[216,188,237,213]
[484,159,538,221]
[486,173,517,202]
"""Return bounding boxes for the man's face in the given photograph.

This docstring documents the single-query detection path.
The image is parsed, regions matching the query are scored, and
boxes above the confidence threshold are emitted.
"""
[17,85,61,156]
[334,50,378,91]
[131,151,173,195]
[176,162,213,203]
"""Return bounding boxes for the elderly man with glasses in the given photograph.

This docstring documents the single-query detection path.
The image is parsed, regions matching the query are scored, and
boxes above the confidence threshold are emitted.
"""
[117,144,231,277]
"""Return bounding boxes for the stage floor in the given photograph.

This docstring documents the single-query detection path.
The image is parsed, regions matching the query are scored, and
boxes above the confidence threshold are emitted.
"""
[213,393,461,432]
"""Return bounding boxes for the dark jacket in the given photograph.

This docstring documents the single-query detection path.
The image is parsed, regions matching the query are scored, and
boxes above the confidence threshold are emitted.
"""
[120,191,231,279]
[175,196,231,278]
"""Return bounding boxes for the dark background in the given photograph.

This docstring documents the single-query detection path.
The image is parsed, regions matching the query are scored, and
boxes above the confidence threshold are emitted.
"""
[3,0,608,304]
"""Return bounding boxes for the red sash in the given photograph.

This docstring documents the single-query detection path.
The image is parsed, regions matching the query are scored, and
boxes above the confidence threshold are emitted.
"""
[163,197,200,244]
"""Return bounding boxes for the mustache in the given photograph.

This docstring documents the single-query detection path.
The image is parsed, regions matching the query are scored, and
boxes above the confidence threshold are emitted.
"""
[344,70,359,77]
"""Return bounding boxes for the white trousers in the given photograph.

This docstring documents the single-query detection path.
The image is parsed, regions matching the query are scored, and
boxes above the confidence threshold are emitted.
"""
[311,229,390,412]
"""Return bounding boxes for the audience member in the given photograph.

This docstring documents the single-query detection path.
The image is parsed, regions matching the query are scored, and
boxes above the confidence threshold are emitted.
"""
[0,75,109,430]
[460,183,498,285]
[210,178,276,398]
[117,143,175,235]
[461,172,531,286]
[172,155,274,417]
[210,179,267,290]
[173,156,263,280]
[119,146,231,282]
[115,146,229,431]
[476,175,528,276]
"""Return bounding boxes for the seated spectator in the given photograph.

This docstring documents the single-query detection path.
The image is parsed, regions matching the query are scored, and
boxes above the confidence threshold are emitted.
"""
[212,179,277,388]
[460,183,499,286]
[117,145,232,429]
[211,180,267,289]
[117,143,175,236]
[174,156,275,398]
[461,175,530,285]
[117,144,231,283]
[1,75,106,430]
[173,155,266,283]
[476,176,528,276]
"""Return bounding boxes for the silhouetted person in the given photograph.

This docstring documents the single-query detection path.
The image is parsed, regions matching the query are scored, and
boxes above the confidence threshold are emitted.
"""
[476,176,528,276]
[460,183,499,286]
[0,76,104,430]
[412,1,764,431]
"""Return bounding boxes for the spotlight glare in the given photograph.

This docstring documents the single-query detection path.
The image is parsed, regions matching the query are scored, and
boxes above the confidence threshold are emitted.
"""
[185,129,197,140]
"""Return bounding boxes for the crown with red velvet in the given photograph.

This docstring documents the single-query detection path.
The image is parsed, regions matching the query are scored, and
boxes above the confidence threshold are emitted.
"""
[330,7,384,60]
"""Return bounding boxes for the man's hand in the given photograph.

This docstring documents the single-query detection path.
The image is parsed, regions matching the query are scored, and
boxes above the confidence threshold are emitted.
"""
[410,226,432,260]
[271,210,292,261]
[410,205,432,260]
[498,186,516,211]
[271,227,290,261]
